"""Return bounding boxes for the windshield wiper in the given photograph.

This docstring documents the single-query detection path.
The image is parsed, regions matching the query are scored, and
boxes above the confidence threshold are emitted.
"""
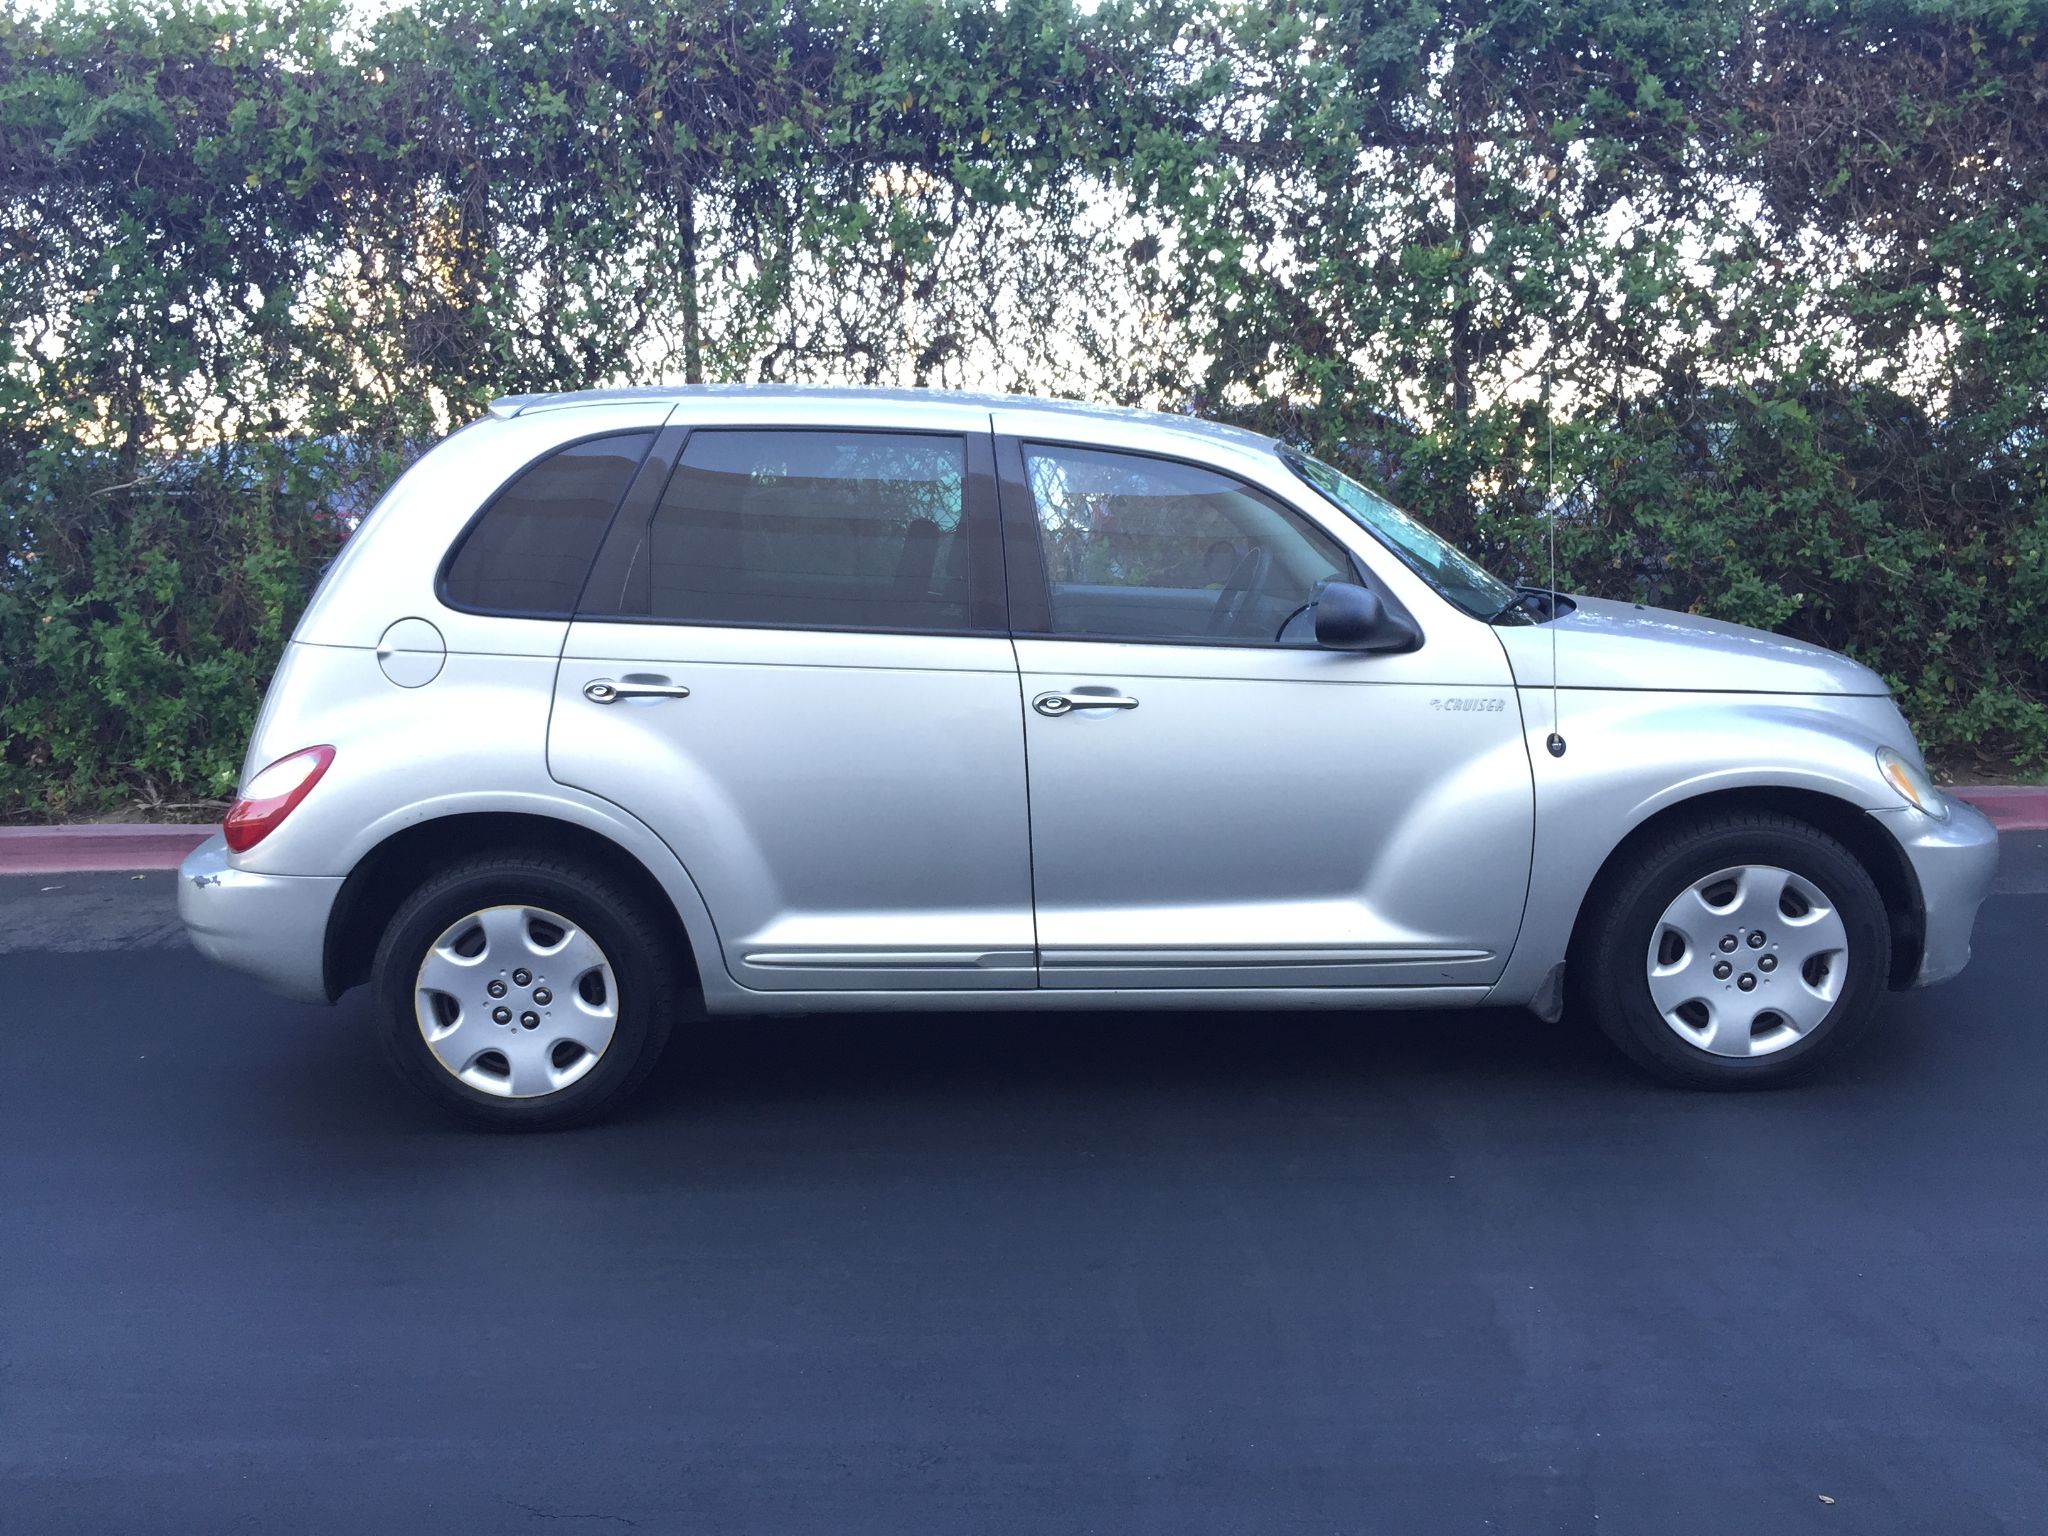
[1488,589,1549,625]
[1489,587,1574,625]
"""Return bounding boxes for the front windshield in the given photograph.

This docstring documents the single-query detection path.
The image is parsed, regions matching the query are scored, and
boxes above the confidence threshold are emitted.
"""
[1280,451,1524,622]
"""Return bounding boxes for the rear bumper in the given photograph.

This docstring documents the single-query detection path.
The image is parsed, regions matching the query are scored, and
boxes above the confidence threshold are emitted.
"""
[1878,798,2000,988]
[178,832,341,1004]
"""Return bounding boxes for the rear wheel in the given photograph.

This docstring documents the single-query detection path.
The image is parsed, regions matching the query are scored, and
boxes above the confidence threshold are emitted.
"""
[371,854,678,1129]
[1574,812,1891,1088]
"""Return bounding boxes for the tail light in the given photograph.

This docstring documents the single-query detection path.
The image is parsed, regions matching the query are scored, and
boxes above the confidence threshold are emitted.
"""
[223,745,335,852]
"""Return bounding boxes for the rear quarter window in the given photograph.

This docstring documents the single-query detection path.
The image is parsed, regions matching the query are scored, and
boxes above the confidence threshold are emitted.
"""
[440,432,655,616]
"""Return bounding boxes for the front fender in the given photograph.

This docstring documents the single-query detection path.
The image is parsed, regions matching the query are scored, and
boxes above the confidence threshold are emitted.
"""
[1485,689,1919,1007]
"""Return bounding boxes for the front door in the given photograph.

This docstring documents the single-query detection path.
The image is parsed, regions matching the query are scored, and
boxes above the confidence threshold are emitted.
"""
[999,433,1533,990]
[550,421,1035,993]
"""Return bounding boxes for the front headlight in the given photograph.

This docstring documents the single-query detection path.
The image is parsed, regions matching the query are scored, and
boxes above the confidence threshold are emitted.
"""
[1877,747,1949,821]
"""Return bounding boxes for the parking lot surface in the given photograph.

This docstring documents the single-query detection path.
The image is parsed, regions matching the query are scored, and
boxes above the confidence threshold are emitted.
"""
[5,840,2046,1534]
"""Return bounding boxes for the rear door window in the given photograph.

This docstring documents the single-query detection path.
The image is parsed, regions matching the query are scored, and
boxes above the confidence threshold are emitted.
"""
[441,433,655,616]
[640,430,976,632]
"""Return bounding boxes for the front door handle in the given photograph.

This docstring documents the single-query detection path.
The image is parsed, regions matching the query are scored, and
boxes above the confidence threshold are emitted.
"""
[1033,690,1139,717]
[584,678,691,704]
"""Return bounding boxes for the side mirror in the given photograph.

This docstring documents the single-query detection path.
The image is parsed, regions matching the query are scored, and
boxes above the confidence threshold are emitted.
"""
[1313,581,1422,653]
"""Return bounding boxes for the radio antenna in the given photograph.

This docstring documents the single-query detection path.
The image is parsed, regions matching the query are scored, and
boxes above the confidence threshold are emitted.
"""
[1544,372,1566,759]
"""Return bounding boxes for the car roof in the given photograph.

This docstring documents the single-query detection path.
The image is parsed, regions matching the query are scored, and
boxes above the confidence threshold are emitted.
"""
[484,384,1283,455]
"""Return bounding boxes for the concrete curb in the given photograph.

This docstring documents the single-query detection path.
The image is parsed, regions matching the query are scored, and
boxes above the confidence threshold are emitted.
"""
[3,786,2045,875]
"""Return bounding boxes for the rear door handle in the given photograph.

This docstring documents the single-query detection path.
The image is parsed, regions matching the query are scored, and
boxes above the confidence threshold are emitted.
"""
[584,678,691,704]
[1033,690,1139,717]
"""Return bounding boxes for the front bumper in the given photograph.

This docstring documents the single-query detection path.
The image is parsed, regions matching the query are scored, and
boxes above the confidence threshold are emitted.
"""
[178,832,342,1004]
[1876,797,2000,988]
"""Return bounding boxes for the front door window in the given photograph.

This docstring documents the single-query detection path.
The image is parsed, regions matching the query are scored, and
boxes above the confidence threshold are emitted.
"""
[1021,444,1355,645]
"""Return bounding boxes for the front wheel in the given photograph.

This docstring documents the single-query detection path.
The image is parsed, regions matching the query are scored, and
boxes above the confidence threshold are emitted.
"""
[1573,813,1892,1088]
[371,854,679,1129]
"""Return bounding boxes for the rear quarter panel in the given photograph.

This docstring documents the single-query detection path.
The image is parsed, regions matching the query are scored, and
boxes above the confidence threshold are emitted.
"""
[227,639,729,992]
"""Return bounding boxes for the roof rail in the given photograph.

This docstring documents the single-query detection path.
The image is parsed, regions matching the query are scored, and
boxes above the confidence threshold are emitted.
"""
[472,385,1277,449]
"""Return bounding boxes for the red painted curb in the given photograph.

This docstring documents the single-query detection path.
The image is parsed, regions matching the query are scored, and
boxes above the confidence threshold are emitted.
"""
[0,785,2042,876]
[1949,786,2048,834]
[0,825,213,875]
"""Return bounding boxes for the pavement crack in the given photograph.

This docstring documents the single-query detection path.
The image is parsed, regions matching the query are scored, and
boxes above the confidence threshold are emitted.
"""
[502,1499,638,1527]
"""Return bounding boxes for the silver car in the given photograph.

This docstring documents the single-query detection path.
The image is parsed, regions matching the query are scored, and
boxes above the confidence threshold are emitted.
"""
[179,386,1999,1128]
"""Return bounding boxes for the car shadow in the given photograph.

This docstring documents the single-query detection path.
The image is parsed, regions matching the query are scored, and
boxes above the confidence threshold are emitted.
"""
[252,981,1943,1141]
[627,1001,1645,1123]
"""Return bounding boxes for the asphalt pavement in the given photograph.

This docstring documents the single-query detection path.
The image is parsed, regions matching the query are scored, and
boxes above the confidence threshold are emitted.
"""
[4,838,2046,1534]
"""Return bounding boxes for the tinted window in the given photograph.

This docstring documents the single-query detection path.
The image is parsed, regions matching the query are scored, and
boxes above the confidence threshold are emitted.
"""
[442,433,654,615]
[646,430,970,631]
[1021,444,1354,644]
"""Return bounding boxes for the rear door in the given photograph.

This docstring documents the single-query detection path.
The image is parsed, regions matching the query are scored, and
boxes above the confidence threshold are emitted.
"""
[548,415,1034,994]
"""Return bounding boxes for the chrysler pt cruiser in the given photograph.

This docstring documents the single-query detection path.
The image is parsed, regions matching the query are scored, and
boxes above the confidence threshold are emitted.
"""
[179,387,1999,1128]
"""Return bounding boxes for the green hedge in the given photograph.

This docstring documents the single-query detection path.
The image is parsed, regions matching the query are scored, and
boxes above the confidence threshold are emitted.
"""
[3,0,2043,815]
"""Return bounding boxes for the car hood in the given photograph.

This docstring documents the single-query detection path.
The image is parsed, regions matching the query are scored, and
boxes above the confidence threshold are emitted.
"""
[1496,595,1889,696]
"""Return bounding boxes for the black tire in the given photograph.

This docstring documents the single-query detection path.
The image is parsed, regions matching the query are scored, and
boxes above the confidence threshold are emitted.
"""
[1572,811,1891,1089]
[371,852,680,1130]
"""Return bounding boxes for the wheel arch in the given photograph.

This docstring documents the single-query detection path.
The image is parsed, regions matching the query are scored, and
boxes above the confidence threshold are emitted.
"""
[323,811,705,1003]
[1566,786,1925,990]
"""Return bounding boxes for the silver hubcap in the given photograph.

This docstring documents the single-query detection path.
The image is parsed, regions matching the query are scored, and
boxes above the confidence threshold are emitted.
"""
[413,905,618,1098]
[1645,865,1849,1058]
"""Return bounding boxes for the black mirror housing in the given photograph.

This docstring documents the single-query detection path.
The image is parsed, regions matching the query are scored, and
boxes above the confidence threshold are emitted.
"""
[1313,581,1422,653]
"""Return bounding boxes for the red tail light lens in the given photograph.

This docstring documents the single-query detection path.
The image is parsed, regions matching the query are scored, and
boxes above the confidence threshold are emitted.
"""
[223,745,335,852]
